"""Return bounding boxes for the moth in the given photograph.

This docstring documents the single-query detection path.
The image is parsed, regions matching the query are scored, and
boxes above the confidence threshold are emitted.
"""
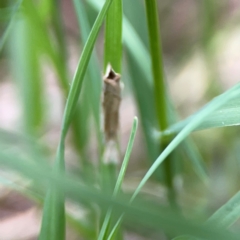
[102,64,122,163]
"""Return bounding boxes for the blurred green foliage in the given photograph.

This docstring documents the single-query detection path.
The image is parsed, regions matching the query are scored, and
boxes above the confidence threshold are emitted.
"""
[0,0,240,239]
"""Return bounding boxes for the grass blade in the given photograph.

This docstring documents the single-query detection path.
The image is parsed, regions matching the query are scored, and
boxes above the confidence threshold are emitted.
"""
[72,0,102,156]
[207,190,240,228]
[60,0,115,140]
[104,0,122,72]
[173,187,240,240]
[10,13,43,136]
[98,117,138,240]
[131,83,240,201]
[144,0,167,130]
[162,97,240,136]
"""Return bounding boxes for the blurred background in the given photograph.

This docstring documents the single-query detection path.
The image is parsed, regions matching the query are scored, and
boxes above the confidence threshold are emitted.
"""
[0,0,240,239]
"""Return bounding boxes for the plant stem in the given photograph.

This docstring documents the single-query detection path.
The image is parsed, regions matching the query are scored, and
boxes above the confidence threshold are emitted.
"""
[144,0,175,205]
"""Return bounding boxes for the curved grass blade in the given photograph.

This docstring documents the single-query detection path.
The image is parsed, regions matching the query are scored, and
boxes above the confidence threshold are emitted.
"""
[131,83,240,200]
[173,189,240,240]
[162,98,240,137]
[207,190,240,228]
[60,0,115,141]
[98,117,138,240]
[72,0,102,155]
[181,139,208,182]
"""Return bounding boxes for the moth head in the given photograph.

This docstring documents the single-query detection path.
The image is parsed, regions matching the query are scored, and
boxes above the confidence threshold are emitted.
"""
[103,64,121,82]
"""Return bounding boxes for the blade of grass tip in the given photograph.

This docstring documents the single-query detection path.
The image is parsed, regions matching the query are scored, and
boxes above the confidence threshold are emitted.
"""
[104,0,122,72]
[98,117,138,240]
[131,83,240,201]
[40,1,115,239]
[107,216,122,240]
[113,117,138,196]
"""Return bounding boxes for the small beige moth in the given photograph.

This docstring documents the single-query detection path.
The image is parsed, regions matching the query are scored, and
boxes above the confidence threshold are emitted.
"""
[102,64,122,163]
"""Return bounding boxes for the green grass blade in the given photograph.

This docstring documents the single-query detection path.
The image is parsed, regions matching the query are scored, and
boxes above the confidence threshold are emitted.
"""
[207,190,240,228]
[10,15,43,136]
[72,0,102,154]
[88,0,152,84]
[166,97,208,182]
[173,189,240,240]
[131,83,240,201]
[39,189,65,240]
[181,139,208,182]
[107,217,122,240]
[98,117,138,240]
[113,117,138,196]
[144,0,176,205]
[104,0,122,72]
[162,94,240,137]
[144,0,167,130]
[60,0,115,141]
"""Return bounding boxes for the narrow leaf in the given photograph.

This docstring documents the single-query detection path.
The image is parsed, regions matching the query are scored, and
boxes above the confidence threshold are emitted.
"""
[104,0,122,72]
[98,117,138,240]
[162,98,240,137]
[131,83,240,200]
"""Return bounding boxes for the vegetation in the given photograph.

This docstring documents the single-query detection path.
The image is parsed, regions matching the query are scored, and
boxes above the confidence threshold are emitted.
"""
[0,0,240,239]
